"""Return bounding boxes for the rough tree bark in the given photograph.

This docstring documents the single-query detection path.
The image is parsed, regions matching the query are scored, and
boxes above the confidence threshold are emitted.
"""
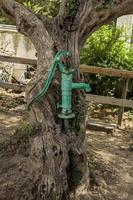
[0,0,133,200]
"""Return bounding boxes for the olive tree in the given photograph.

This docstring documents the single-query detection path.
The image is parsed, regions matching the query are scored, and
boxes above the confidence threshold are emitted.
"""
[0,0,133,199]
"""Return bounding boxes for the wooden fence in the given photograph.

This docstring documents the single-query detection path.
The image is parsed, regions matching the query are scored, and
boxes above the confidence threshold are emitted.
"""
[80,64,133,126]
[0,55,133,126]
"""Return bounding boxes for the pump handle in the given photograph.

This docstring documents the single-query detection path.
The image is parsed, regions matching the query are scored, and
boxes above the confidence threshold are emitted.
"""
[27,51,71,110]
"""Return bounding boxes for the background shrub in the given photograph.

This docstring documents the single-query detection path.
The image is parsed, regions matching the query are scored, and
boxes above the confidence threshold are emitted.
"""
[80,25,133,98]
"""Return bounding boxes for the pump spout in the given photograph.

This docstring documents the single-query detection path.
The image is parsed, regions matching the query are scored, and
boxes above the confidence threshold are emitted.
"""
[72,83,91,92]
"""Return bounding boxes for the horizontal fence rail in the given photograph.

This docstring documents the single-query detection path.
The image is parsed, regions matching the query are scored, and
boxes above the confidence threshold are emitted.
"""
[86,94,133,108]
[0,55,37,65]
[0,54,133,79]
[80,64,133,79]
[0,82,26,92]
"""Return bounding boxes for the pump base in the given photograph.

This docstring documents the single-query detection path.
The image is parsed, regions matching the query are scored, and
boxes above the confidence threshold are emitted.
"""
[58,112,75,119]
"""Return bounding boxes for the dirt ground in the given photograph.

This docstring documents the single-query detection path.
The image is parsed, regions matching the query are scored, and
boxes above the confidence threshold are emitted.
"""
[0,89,133,200]
[87,128,133,200]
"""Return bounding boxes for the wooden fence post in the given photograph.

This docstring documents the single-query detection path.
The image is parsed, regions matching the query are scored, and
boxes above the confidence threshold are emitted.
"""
[118,78,130,127]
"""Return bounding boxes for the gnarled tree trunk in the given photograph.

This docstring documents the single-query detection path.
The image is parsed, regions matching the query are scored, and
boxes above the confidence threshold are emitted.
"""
[0,0,133,200]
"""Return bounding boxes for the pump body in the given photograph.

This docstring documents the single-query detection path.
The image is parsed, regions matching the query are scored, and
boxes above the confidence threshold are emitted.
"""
[58,67,91,119]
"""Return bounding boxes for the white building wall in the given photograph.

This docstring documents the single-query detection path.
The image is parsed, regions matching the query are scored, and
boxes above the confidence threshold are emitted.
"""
[0,24,36,82]
[117,15,133,44]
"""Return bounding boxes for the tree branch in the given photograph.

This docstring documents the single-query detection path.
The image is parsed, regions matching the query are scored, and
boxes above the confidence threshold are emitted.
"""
[0,0,15,20]
[0,0,55,99]
[58,0,68,16]
[58,0,89,20]
[78,0,133,48]
[0,0,53,51]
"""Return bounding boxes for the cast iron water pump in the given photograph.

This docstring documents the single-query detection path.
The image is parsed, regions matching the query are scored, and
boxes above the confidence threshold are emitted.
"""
[28,51,91,120]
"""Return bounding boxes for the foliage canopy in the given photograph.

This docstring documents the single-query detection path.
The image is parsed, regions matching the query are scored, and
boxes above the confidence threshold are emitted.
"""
[0,0,60,23]
[81,25,133,70]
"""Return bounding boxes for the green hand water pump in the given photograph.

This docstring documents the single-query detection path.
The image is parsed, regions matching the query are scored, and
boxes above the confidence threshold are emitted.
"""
[28,51,91,119]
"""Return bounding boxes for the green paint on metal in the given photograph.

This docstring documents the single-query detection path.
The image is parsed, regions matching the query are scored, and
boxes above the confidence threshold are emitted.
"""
[72,83,91,92]
[28,51,91,119]
[27,51,70,110]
